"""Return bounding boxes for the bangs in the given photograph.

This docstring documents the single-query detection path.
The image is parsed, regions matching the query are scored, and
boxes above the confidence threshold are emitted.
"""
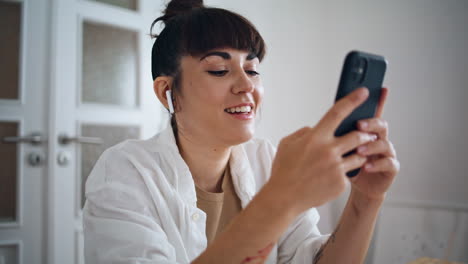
[151,6,266,79]
[177,8,265,61]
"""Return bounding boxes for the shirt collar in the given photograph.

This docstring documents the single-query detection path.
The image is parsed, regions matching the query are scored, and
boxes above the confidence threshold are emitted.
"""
[229,144,257,208]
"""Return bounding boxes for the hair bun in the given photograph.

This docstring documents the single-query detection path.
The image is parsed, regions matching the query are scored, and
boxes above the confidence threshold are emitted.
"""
[150,0,203,38]
[164,0,203,19]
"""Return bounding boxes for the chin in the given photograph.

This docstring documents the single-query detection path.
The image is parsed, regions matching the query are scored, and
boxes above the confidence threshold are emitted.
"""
[225,128,255,146]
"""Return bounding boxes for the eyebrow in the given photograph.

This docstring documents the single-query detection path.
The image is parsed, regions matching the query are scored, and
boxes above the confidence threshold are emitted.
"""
[199,51,258,61]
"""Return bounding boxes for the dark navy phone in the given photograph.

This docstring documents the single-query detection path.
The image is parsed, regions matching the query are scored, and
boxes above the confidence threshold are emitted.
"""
[334,51,387,177]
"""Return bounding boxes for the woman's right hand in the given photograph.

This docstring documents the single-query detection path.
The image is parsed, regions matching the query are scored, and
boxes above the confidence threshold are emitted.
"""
[266,87,378,214]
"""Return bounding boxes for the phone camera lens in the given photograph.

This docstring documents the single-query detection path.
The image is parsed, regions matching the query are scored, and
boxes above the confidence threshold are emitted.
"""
[351,58,367,82]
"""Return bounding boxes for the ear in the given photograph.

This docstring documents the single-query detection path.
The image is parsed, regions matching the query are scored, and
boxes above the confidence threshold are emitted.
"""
[153,76,174,111]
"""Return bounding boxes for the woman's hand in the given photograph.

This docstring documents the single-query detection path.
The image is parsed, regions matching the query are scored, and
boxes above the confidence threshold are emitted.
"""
[350,87,400,202]
[266,87,377,214]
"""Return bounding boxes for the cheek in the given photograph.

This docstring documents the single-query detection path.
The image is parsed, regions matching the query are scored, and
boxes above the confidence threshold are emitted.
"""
[199,85,226,108]
[187,78,226,109]
[254,85,264,105]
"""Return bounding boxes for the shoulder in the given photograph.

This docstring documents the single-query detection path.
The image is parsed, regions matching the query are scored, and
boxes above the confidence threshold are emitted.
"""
[100,136,161,172]
[85,132,174,193]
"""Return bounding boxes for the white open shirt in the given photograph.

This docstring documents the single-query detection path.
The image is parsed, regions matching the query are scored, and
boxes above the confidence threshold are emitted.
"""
[83,122,330,263]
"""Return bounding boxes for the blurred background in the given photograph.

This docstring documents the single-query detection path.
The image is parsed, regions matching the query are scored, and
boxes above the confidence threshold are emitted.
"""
[0,0,467,263]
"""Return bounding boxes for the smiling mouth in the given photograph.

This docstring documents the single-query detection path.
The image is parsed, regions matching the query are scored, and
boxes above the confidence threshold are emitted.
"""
[224,105,253,114]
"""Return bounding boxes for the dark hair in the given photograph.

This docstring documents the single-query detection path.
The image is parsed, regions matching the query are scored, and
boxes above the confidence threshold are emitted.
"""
[150,0,266,134]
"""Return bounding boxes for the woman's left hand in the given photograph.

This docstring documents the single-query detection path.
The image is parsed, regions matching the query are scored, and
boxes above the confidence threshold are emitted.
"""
[350,87,401,201]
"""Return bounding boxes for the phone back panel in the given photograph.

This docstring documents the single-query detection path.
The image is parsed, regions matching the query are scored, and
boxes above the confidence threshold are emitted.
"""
[334,51,387,177]
[334,51,387,137]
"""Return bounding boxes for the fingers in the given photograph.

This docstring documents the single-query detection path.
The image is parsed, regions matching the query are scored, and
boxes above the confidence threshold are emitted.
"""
[282,126,312,144]
[316,87,369,136]
[357,139,396,158]
[342,153,367,173]
[342,154,400,176]
[363,156,400,174]
[335,131,378,155]
[358,118,389,140]
[374,87,389,118]
[291,126,312,138]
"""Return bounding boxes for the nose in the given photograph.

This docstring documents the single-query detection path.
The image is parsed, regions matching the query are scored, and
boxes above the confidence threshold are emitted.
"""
[232,70,255,94]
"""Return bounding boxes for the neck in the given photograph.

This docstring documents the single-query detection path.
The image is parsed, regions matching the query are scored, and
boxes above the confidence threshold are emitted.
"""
[175,128,231,193]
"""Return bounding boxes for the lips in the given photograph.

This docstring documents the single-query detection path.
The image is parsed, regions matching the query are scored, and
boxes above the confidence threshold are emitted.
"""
[224,103,255,120]
[224,103,255,114]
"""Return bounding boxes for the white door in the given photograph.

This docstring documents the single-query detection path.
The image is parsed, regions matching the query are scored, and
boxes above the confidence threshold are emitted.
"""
[0,0,50,263]
[48,0,164,263]
[1,0,165,263]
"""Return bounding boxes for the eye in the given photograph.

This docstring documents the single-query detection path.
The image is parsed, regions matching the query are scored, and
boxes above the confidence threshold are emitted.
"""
[207,70,228,77]
[246,70,260,76]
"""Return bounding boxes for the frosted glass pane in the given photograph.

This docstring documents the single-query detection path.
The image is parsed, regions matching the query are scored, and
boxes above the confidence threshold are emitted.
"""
[0,122,18,223]
[82,21,138,107]
[80,124,140,208]
[91,0,137,10]
[0,1,21,100]
[0,244,18,264]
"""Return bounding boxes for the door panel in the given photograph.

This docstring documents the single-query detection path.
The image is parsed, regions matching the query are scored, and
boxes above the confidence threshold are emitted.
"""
[0,122,19,223]
[91,0,138,11]
[0,1,21,100]
[0,243,19,264]
[49,0,163,263]
[81,21,139,107]
[0,0,49,263]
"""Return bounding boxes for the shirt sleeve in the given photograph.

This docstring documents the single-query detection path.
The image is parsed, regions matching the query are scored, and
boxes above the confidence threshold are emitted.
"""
[277,208,331,264]
[82,148,181,264]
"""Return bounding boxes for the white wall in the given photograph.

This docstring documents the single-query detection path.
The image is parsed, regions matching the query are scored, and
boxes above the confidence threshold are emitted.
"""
[314,0,468,208]
[204,0,468,262]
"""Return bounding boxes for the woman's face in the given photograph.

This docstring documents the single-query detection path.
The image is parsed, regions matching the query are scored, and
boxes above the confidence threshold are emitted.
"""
[175,48,263,147]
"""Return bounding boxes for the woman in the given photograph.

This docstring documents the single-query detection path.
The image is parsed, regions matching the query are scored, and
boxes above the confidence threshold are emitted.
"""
[83,0,400,263]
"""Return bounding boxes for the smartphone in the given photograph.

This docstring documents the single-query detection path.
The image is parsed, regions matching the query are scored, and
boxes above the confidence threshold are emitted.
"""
[334,51,387,177]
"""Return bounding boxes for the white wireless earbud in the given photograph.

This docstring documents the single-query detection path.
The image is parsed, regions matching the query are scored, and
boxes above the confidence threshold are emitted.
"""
[165,89,175,114]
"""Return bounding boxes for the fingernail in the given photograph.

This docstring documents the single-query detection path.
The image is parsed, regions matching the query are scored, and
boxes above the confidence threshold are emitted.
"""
[365,163,373,170]
[354,88,368,101]
[358,146,367,154]
[359,87,369,99]
[359,121,368,129]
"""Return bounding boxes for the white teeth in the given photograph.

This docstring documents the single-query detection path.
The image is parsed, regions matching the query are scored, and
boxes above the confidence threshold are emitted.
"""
[226,105,252,113]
